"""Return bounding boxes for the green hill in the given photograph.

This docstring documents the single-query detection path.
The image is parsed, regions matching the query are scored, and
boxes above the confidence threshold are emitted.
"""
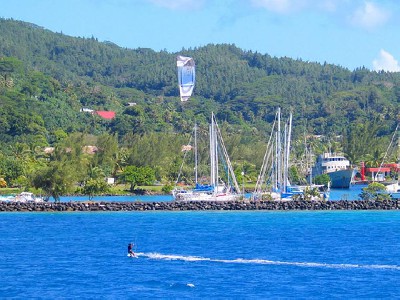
[1,18,399,139]
[0,17,399,192]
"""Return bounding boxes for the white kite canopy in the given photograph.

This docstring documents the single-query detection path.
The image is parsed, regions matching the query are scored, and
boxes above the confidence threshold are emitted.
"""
[177,55,195,102]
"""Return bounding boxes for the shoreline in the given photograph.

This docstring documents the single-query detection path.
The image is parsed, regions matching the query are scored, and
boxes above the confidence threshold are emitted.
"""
[1,199,399,212]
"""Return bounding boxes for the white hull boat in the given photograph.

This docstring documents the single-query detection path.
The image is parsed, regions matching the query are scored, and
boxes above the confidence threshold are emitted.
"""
[173,113,241,202]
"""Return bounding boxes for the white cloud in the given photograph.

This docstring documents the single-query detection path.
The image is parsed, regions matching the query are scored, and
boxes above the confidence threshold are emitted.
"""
[249,0,392,25]
[372,49,400,72]
[350,2,389,29]
[147,0,204,10]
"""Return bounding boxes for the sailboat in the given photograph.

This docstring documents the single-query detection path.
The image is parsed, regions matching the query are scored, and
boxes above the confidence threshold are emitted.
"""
[252,108,329,201]
[298,137,330,199]
[376,123,400,198]
[173,55,240,201]
[252,108,297,200]
[172,113,241,202]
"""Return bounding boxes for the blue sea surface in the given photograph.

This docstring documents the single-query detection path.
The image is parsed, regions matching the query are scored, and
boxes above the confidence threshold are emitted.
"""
[1,210,400,298]
[329,185,366,201]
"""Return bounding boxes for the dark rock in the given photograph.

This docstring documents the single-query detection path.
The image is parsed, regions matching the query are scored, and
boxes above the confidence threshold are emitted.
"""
[0,199,400,212]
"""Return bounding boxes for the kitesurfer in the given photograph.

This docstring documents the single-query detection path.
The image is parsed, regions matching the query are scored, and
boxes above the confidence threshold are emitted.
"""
[128,243,135,256]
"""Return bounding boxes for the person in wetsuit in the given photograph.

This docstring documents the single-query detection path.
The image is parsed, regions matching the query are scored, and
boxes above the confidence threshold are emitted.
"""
[128,243,135,256]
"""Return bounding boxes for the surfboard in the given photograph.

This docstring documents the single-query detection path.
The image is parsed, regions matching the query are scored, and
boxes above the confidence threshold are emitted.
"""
[127,253,138,258]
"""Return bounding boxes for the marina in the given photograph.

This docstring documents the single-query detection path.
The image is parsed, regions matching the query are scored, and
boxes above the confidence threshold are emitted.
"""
[1,3,400,299]
[0,185,367,204]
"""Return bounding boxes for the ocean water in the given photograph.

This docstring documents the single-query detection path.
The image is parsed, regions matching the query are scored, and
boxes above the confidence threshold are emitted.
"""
[329,185,366,201]
[1,210,400,298]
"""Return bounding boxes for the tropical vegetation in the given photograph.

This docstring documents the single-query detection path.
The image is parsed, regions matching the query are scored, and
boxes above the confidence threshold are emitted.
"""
[0,18,400,198]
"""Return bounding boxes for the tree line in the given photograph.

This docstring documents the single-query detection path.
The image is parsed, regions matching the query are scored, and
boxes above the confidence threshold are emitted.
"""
[0,18,399,197]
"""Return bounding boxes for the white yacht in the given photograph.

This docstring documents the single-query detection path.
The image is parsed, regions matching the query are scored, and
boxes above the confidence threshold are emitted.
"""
[173,113,241,202]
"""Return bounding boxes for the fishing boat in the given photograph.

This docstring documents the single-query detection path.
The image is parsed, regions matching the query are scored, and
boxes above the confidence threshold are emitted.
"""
[311,153,354,188]
[172,113,241,202]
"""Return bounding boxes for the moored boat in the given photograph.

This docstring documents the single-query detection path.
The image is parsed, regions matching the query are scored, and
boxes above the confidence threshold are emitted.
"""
[14,192,44,203]
[172,113,241,202]
[252,108,326,200]
[173,56,240,202]
[0,195,15,202]
[311,153,354,188]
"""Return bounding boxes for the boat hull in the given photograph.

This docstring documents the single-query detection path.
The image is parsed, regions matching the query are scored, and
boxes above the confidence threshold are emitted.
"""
[174,191,241,202]
[328,169,353,188]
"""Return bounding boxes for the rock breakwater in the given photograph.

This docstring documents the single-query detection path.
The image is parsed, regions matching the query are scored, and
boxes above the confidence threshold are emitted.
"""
[1,200,400,212]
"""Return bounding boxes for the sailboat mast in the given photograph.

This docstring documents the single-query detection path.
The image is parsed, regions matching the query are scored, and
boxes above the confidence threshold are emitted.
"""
[397,125,400,186]
[210,122,214,188]
[285,112,293,190]
[277,107,282,192]
[309,147,313,185]
[213,113,219,192]
[210,113,219,193]
[283,122,288,192]
[194,123,198,184]
[213,116,241,194]
[274,132,278,191]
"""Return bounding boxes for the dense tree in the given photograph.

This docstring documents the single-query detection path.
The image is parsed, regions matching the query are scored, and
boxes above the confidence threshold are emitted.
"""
[30,161,76,202]
[119,165,156,192]
[359,182,391,201]
[313,174,330,186]
[82,178,110,200]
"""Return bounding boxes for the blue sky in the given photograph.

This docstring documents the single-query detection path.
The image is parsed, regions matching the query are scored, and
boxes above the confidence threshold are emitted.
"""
[1,0,400,71]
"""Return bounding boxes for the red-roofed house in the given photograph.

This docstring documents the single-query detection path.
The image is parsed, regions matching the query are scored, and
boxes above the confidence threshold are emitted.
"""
[95,111,116,119]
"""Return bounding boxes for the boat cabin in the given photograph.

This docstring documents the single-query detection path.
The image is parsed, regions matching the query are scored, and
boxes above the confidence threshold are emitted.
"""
[313,153,350,175]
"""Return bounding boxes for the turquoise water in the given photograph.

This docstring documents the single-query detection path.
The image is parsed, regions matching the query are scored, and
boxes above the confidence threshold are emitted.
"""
[329,185,365,200]
[1,210,399,298]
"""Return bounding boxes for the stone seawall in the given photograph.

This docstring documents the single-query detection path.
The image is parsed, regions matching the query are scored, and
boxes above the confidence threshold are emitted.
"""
[1,200,400,212]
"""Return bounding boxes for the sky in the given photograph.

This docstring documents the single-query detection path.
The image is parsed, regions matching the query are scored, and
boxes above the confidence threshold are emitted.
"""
[1,0,400,71]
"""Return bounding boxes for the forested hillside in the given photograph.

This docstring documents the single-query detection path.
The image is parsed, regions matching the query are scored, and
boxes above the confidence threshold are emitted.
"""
[0,18,399,194]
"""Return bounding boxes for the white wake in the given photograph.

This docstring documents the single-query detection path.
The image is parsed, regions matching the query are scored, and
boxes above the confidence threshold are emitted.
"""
[135,252,400,271]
